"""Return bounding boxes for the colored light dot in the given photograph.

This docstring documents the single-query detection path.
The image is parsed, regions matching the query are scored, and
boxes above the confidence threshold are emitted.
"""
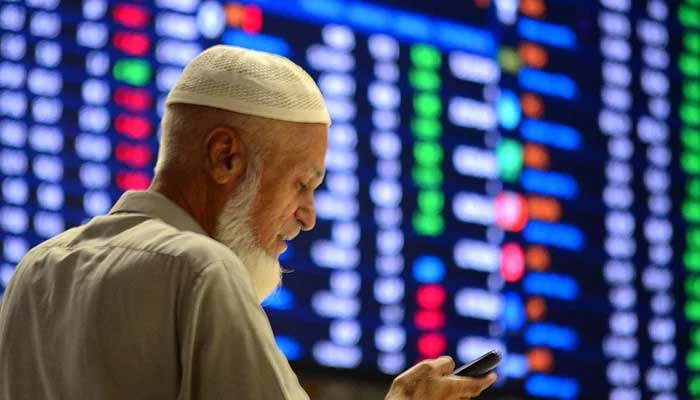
[225,3,244,27]
[412,212,444,236]
[689,227,700,249]
[527,196,561,222]
[520,0,546,18]
[499,47,521,74]
[241,4,263,34]
[409,69,441,91]
[685,250,700,272]
[115,115,151,139]
[112,4,150,28]
[681,102,700,125]
[518,42,548,67]
[414,142,444,166]
[414,310,446,330]
[687,277,700,299]
[412,166,443,188]
[112,31,150,56]
[682,151,700,175]
[683,200,700,223]
[683,128,700,151]
[410,45,441,69]
[692,327,700,347]
[686,178,700,198]
[679,5,700,29]
[686,300,700,322]
[497,139,523,182]
[501,242,525,282]
[685,82,700,101]
[113,59,151,86]
[503,292,525,330]
[523,143,550,169]
[411,118,442,139]
[689,350,700,371]
[521,93,544,118]
[115,171,151,190]
[685,32,700,53]
[413,256,446,283]
[526,297,547,321]
[417,333,447,359]
[691,376,700,397]
[413,93,442,118]
[526,245,550,271]
[494,191,528,232]
[528,348,553,372]
[418,190,444,214]
[416,284,447,309]
[114,87,152,111]
[115,143,152,167]
[497,90,522,130]
[680,54,700,78]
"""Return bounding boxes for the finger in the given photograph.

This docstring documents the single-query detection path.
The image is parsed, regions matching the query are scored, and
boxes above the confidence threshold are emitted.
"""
[471,372,497,396]
[439,373,497,398]
[429,355,456,376]
[482,372,497,385]
[477,372,497,392]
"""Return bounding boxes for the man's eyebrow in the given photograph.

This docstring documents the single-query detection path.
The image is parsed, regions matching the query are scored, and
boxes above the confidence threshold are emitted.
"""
[309,167,325,188]
[311,167,325,180]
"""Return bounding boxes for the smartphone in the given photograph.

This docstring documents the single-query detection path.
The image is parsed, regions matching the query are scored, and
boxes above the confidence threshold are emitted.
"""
[452,350,501,377]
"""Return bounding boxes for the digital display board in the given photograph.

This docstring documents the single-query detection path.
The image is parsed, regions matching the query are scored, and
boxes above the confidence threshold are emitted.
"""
[0,0,698,398]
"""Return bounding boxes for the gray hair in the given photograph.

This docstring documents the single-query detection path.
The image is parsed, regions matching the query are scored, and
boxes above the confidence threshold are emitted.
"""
[154,103,261,176]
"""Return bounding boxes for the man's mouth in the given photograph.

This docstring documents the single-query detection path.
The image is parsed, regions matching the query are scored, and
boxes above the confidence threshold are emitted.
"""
[275,236,288,254]
[276,229,301,254]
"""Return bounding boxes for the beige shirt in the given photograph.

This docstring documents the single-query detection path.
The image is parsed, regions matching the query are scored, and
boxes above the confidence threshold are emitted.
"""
[0,190,309,400]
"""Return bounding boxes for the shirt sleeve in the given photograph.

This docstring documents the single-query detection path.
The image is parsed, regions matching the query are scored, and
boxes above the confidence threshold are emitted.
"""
[176,260,309,400]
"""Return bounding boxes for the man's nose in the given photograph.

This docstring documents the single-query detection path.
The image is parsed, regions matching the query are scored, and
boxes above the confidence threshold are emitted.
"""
[296,204,316,231]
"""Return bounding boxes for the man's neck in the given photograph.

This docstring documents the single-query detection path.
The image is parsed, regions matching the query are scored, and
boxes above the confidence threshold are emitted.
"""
[148,174,219,237]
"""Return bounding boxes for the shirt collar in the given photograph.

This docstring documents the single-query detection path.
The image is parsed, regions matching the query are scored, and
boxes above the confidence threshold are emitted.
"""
[109,190,209,237]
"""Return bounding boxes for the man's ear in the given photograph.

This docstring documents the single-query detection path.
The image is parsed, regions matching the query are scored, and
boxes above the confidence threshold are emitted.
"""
[204,126,246,185]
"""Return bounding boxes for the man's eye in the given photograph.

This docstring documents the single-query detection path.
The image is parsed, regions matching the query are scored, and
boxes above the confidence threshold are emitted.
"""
[297,181,308,191]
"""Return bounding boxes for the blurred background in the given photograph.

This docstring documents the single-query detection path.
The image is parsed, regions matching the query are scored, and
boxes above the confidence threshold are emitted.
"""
[0,0,698,398]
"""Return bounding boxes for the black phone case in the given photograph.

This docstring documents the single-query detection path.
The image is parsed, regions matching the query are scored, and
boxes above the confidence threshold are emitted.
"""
[452,351,501,377]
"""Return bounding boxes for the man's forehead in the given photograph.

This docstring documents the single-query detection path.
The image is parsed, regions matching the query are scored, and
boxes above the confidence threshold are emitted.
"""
[271,121,327,179]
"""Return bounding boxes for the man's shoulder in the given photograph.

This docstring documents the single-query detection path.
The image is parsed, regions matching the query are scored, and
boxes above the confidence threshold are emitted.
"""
[148,222,239,267]
[33,213,241,274]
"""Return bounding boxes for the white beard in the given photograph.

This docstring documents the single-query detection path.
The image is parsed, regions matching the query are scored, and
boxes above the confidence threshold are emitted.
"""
[213,161,282,302]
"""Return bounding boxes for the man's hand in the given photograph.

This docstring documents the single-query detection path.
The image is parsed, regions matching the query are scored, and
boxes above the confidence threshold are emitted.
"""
[385,356,497,400]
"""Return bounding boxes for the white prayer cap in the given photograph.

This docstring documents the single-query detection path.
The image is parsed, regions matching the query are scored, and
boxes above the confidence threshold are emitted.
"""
[166,45,331,125]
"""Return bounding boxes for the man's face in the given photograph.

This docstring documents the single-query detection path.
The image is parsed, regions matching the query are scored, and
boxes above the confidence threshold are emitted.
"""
[250,123,328,256]
[213,122,327,301]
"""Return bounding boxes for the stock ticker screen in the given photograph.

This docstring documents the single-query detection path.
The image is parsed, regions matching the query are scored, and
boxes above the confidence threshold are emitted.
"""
[0,0,699,398]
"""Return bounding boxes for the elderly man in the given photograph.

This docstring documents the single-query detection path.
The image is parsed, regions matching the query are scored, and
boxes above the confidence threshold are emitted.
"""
[0,45,496,399]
